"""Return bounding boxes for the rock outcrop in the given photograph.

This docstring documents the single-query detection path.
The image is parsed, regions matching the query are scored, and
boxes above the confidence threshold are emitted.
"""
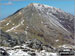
[0,48,9,56]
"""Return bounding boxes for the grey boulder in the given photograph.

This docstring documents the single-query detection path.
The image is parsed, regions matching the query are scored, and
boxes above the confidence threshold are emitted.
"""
[0,48,9,56]
[26,39,43,50]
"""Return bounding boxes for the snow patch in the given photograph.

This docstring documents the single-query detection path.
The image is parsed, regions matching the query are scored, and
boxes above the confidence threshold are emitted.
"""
[33,3,53,9]
[19,12,22,15]
[25,31,27,35]
[8,49,30,56]
[21,19,24,25]
[58,44,73,48]
[44,24,47,27]
[6,23,9,25]
[0,44,59,56]
[33,3,62,13]
[26,26,29,30]
[9,20,11,23]
[12,23,15,25]
[46,14,70,35]
[41,21,43,24]
[55,40,59,42]
[6,24,21,32]
[6,19,25,32]
[36,50,58,56]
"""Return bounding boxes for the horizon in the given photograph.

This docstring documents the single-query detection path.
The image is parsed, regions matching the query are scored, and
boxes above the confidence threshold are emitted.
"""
[0,0,74,20]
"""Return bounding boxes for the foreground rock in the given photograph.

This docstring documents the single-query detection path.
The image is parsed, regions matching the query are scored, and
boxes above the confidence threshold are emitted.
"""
[26,39,55,52]
[26,39,43,49]
[2,44,58,56]
[0,39,59,56]
[0,48,9,56]
[0,40,75,56]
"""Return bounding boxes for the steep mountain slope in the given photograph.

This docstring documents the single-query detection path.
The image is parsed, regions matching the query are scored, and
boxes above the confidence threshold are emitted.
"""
[0,3,74,47]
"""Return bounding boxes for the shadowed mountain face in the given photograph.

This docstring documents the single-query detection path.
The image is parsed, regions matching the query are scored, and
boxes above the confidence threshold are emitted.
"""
[0,3,74,47]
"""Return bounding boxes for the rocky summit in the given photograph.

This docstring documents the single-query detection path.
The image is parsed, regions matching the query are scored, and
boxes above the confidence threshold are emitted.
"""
[0,3,74,48]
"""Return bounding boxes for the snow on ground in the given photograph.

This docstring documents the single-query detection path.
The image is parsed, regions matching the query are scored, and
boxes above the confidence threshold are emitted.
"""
[44,13,71,35]
[6,19,24,32]
[12,23,15,25]
[41,21,43,24]
[15,32,18,34]
[0,44,58,56]
[25,26,29,30]
[58,44,74,48]
[25,31,27,35]
[32,3,63,13]
[6,23,9,25]
[36,50,58,56]
[6,24,21,32]
[8,49,31,56]
[33,3,53,9]
[32,3,70,35]
[55,40,59,42]
[9,20,11,23]
[33,3,42,10]
[19,12,22,15]
[7,44,58,56]
[21,19,24,25]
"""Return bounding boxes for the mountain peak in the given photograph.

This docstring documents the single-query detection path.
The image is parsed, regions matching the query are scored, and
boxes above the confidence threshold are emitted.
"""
[0,3,74,46]
[29,3,53,8]
[28,3,63,13]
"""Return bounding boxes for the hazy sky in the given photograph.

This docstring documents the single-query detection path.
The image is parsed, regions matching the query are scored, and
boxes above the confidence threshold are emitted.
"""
[0,0,74,20]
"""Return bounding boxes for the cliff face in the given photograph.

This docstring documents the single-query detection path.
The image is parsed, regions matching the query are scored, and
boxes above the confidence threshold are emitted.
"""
[0,3,74,47]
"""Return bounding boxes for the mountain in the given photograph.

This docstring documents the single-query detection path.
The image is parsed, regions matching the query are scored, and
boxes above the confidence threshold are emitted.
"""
[0,3,74,47]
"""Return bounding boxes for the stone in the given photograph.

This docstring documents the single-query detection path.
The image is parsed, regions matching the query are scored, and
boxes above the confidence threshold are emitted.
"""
[0,48,9,56]
[26,39,43,50]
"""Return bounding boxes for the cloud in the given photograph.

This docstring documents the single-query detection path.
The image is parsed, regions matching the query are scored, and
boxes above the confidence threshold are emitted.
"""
[0,2,13,5]
[0,0,26,1]
[5,2,13,5]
